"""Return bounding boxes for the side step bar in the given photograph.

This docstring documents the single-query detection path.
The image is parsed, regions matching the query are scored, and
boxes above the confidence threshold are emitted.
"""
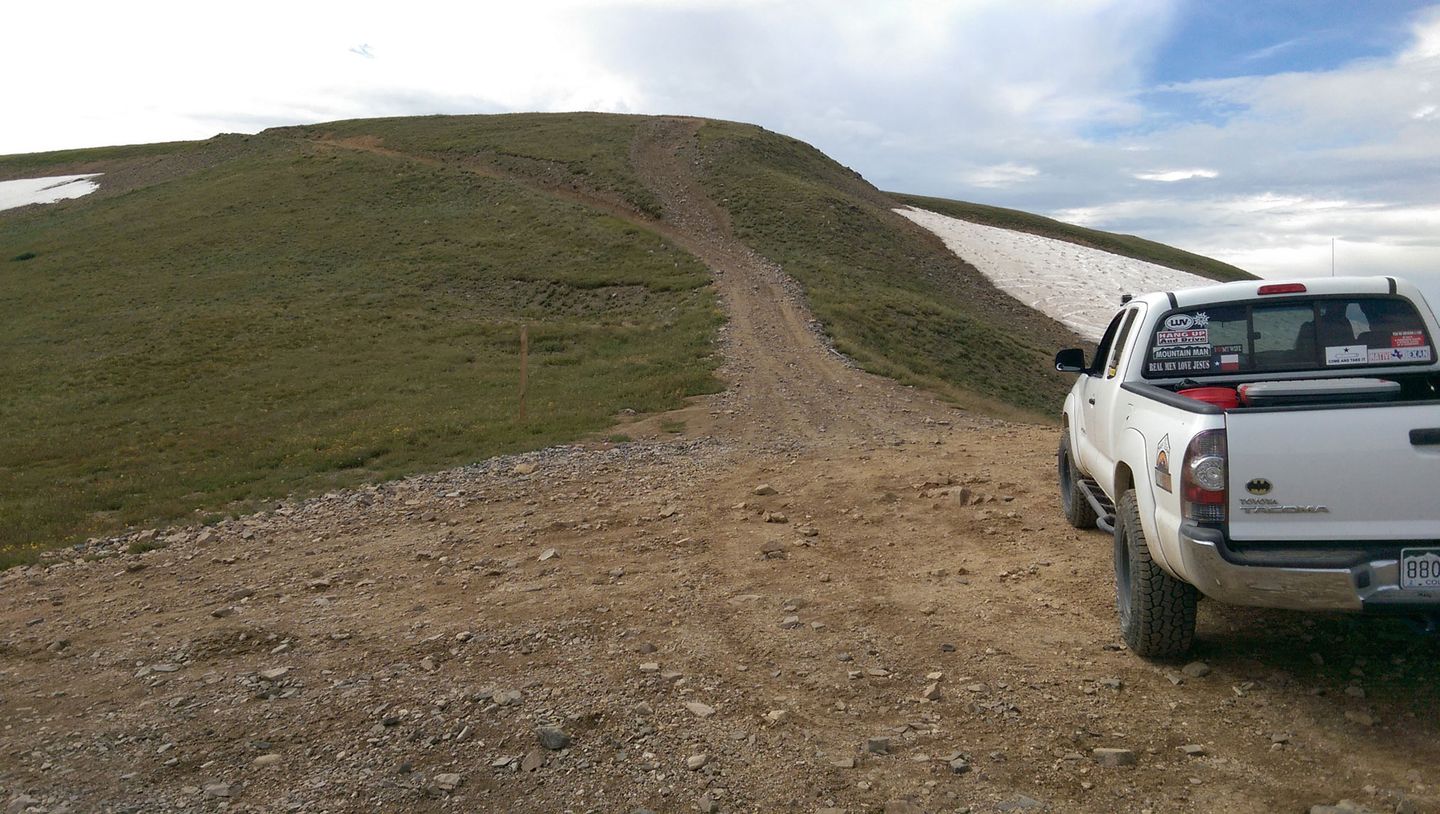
[1079,478,1117,534]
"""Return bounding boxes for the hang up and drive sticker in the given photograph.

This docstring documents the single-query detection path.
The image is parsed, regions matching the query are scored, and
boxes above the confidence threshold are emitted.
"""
[1392,330,1425,348]
[1156,329,1210,346]
[1325,345,1368,365]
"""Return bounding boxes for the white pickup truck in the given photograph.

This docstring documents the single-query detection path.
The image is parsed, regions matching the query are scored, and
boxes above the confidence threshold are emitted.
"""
[1055,276,1440,657]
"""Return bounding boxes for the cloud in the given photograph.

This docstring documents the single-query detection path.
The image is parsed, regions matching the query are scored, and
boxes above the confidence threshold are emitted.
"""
[965,163,1041,188]
[996,5,1440,292]
[1134,168,1218,182]
[2,0,1437,300]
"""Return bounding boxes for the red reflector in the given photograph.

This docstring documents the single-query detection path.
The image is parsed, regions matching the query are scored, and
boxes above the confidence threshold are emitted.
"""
[1183,484,1225,504]
[1257,283,1307,295]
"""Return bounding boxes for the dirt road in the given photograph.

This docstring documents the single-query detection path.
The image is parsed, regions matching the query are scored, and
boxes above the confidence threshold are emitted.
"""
[2,120,1436,814]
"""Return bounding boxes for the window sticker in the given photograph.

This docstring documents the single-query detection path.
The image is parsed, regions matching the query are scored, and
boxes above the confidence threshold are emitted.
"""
[1152,345,1211,360]
[1146,358,1214,374]
[1218,354,1241,372]
[1393,330,1426,348]
[1213,344,1244,354]
[1162,312,1210,331]
[1154,434,1172,493]
[1156,329,1210,346]
[1368,346,1433,363]
[1325,345,1368,366]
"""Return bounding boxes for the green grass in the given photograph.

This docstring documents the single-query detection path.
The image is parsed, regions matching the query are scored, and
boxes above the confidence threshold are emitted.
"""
[892,194,1255,283]
[695,121,1081,417]
[279,113,665,218]
[0,123,720,566]
[0,140,199,176]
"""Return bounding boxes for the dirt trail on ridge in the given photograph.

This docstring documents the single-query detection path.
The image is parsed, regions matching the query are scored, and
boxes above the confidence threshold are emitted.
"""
[1,118,1438,814]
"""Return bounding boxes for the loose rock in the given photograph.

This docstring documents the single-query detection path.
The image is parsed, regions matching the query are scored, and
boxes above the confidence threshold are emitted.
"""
[684,701,716,718]
[1181,661,1212,678]
[536,725,571,750]
[1093,747,1137,767]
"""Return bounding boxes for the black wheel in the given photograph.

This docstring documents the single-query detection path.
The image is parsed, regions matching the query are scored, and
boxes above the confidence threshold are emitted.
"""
[1058,432,1098,529]
[1114,489,1197,658]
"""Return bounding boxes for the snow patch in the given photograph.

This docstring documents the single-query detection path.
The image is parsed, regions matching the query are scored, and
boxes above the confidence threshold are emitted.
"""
[896,206,1218,341]
[0,174,102,212]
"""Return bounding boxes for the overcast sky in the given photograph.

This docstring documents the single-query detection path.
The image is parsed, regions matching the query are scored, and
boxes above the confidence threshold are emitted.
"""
[6,0,1439,295]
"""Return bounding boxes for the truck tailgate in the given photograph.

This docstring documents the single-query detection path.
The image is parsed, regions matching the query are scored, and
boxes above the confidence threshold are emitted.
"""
[1226,404,1440,541]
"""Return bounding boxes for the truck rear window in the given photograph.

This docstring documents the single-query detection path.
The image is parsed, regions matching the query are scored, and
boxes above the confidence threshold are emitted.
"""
[1142,296,1434,378]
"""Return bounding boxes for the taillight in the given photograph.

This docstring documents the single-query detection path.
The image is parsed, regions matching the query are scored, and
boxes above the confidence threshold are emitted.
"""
[1181,430,1227,524]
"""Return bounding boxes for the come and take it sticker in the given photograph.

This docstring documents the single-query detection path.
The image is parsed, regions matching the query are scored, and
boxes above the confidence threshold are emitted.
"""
[1325,345,1368,366]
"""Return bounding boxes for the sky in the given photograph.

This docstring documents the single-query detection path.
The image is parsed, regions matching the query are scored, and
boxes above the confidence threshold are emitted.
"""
[5,0,1439,297]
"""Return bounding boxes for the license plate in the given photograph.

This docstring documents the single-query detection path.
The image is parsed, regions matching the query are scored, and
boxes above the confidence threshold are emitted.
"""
[1400,548,1440,589]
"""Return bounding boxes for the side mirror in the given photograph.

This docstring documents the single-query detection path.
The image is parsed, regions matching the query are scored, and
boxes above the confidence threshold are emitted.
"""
[1055,348,1088,373]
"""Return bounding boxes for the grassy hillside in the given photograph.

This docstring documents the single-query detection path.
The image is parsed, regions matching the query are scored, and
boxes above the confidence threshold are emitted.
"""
[274,113,666,219]
[1,112,1244,564]
[893,194,1255,282]
[0,120,719,566]
[695,121,1082,416]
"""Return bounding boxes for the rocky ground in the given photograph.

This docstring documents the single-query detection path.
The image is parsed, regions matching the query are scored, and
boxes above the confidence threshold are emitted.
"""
[4,119,1439,814]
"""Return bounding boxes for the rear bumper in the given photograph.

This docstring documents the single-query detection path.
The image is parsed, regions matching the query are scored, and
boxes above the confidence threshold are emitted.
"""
[1176,524,1440,612]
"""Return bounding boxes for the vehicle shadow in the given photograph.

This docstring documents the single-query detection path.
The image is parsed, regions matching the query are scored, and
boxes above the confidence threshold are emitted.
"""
[1194,601,1440,734]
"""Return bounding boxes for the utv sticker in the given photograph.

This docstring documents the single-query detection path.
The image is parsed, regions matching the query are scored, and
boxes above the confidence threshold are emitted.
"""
[1324,344,1368,366]
[1164,312,1211,330]
[1154,434,1172,492]
[1393,330,1426,348]
[1370,345,1433,363]
[1156,328,1210,346]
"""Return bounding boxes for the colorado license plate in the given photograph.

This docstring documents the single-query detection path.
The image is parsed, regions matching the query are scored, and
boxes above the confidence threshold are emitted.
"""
[1400,548,1440,590]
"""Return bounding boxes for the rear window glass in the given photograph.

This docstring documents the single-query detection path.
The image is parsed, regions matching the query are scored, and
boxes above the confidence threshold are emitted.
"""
[1142,296,1433,378]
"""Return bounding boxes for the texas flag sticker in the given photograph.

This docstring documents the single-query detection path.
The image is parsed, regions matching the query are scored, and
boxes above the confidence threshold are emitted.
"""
[1219,354,1240,372]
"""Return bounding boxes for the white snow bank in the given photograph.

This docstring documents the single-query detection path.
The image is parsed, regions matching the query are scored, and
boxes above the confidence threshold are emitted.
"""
[896,206,1218,341]
[0,174,102,212]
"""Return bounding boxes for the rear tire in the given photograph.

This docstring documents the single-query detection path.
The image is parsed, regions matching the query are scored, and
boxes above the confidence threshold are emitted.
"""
[1115,489,1197,658]
[1058,432,1098,529]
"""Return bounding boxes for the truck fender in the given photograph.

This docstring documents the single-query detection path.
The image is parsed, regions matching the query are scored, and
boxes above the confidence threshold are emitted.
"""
[1114,427,1180,578]
[1061,393,1085,474]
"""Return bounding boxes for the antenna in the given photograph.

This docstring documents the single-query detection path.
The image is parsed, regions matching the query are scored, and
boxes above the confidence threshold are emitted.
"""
[1331,237,1336,277]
